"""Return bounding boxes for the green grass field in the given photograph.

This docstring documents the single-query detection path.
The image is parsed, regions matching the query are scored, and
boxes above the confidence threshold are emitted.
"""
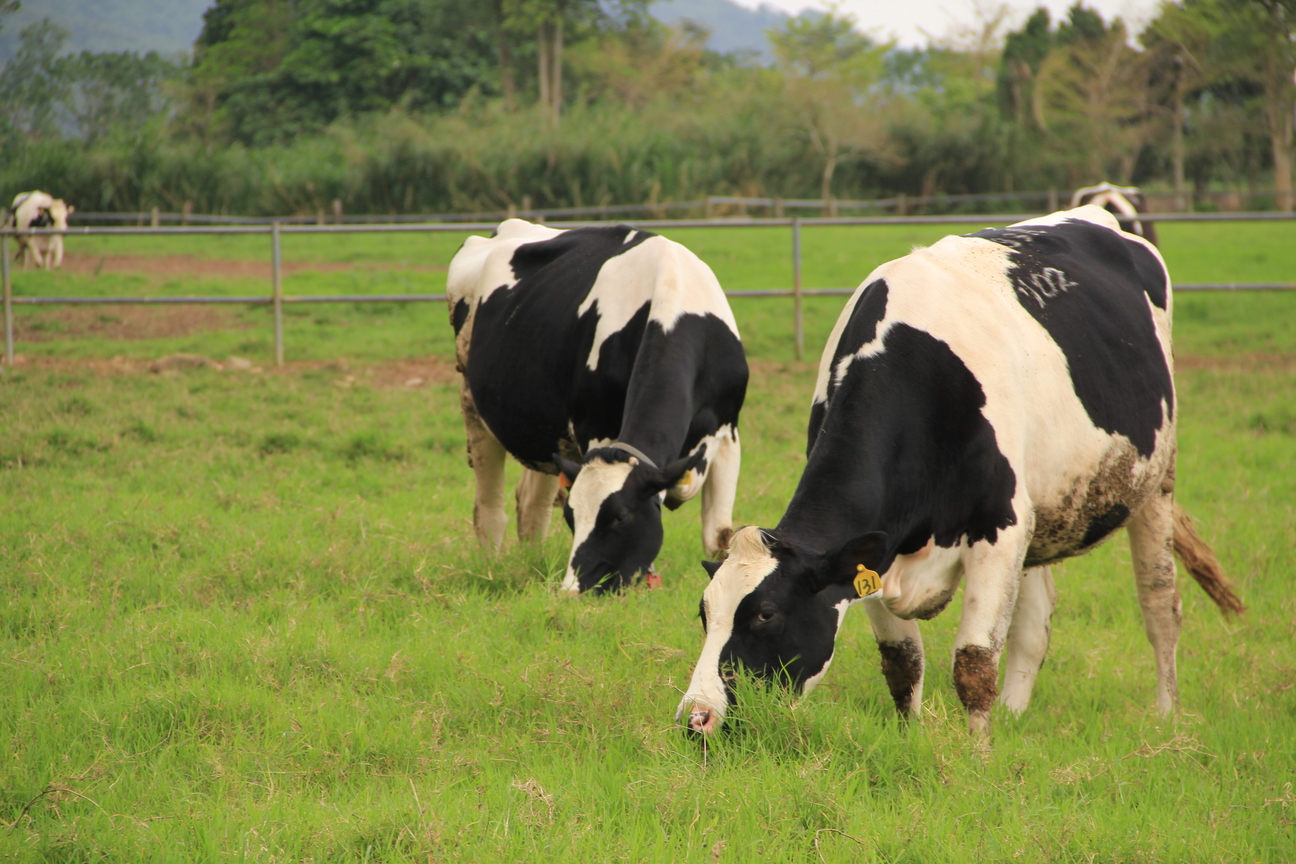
[1,220,1293,862]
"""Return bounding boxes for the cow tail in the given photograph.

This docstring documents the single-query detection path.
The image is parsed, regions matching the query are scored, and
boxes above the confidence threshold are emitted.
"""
[1172,503,1245,615]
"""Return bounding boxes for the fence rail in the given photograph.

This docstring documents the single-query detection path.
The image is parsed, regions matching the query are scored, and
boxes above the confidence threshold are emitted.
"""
[3,211,1293,367]
[64,186,1291,226]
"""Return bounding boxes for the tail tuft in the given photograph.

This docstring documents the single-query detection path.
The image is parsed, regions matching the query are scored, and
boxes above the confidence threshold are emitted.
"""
[1172,504,1245,615]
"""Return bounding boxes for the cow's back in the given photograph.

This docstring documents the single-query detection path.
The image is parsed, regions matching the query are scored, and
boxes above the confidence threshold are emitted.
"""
[809,206,1175,564]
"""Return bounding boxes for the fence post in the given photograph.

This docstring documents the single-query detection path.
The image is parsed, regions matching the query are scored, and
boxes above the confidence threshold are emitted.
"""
[1047,188,1058,212]
[792,216,803,362]
[272,222,284,367]
[182,201,193,227]
[896,193,907,216]
[151,206,161,228]
[332,199,343,224]
[2,233,12,366]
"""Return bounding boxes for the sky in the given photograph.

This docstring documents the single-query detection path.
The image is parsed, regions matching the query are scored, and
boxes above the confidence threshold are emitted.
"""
[730,0,1162,47]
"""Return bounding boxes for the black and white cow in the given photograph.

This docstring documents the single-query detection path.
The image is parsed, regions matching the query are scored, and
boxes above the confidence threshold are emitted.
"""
[1071,182,1157,246]
[447,219,748,593]
[5,191,74,270]
[678,205,1242,739]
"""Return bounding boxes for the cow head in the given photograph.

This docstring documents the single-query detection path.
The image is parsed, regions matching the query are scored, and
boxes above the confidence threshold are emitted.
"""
[676,526,888,736]
[553,444,706,594]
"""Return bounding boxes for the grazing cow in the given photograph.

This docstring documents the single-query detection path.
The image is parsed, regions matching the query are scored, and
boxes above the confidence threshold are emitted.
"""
[5,191,75,270]
[678,206,1243,740]
[1071,182,1156,246]
[447,219,748,593]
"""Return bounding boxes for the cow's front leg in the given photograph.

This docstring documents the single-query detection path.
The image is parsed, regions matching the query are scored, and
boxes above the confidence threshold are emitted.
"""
[515,469,559,542]
[460,382,507,551]
[700,428,740,558]
[999,565,1057,714]
[863,597,924,720]
[953,537,1027,741]
[1127,484,1181,714]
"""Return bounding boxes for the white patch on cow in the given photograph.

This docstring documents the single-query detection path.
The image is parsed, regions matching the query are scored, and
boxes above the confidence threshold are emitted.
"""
[560,457,637,593]
[576,235,738,370]
[801,597,855,695]
[446,218,563,307]
[878,540,965,620]
[623,230,638,244]
[676,527,776,724]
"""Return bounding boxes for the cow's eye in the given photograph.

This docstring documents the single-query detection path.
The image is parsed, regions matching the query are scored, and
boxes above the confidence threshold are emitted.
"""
[611,509,632,528]
[754,605,777,626]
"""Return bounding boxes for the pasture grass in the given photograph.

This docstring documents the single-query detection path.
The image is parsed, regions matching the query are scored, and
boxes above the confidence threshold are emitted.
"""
[1,224,1294,861]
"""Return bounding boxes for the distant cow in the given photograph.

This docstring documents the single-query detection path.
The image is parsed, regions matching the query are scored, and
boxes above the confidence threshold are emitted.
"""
[5,191,75,269]
[447,219,748,593]
[678,206,1242,740]
[1071,182,1156,246]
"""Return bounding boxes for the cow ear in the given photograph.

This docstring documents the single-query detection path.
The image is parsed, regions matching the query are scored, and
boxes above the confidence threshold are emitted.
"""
[817,532,888,593]
[643,443,707,495]
[553,453,581,488]
[701,559,722,580]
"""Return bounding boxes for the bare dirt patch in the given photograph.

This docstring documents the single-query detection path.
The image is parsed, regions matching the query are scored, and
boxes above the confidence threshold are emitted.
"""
[15,305,253,342]
[6,352,460,388]
[1177,353,1296,372]
[59,253,446,280]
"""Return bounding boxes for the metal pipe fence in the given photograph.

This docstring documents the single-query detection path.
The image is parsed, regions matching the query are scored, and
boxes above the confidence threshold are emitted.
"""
[2,211,1292,367]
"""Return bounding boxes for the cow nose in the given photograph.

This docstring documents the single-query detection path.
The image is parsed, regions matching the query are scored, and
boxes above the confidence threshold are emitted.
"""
[687,709,713,735]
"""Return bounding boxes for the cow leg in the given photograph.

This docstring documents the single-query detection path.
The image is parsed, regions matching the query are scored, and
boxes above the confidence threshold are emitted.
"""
[953,537,1027,740]
[999,565,1057,714]
[700,429,740,558]
[460,382,508,551]
[1127,486,1182,714]
[863,598,924,719]
[515,469,559,542]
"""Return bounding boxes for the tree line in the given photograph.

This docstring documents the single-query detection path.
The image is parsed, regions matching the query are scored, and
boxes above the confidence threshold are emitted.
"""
[1,0,1293,216]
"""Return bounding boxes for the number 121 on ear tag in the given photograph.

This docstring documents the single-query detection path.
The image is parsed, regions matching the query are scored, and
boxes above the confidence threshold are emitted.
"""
[853,564,882,598]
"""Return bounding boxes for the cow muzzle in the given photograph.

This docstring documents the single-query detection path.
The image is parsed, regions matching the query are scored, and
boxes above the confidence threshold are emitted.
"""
[676,696,725,736]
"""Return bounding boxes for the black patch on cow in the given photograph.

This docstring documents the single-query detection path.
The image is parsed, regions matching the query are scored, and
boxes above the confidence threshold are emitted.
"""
[968,219,1173,457]
[781,324,1018,562]
[1082,503,1131,548]
[717,562,841,694]
[31,208,52,228]
[451,298,470,335]
[808,278,888,456]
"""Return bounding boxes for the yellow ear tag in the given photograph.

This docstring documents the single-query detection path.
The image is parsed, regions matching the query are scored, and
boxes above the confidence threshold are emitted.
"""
[853,563,881,597]
[674,469,694,490]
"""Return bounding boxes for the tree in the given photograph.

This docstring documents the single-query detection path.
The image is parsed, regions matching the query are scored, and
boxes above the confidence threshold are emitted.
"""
[769,6,895,205]
[1024,5,1158,185]
[0,18,70,139]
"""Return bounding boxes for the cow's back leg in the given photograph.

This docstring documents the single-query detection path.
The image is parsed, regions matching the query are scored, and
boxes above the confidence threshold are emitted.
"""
[460,381,508,551]
[953,531,1029,739]
[515,469,559,542]
[998,565,1057,714]
[700,429,740,558]
[1127,481,1182,714]
[863,598,924,719]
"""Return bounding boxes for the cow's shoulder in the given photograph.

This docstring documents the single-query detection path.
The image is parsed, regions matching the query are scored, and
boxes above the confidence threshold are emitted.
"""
[446,219,565,305]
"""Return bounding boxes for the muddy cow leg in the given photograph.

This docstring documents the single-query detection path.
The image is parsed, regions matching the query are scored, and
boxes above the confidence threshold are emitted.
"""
[1127,483,1182,714]
[953,534,1027,740]
[460,382,508,551]
[999,565,1057,714]
[863,597,925,720]
[515,469,559,542]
